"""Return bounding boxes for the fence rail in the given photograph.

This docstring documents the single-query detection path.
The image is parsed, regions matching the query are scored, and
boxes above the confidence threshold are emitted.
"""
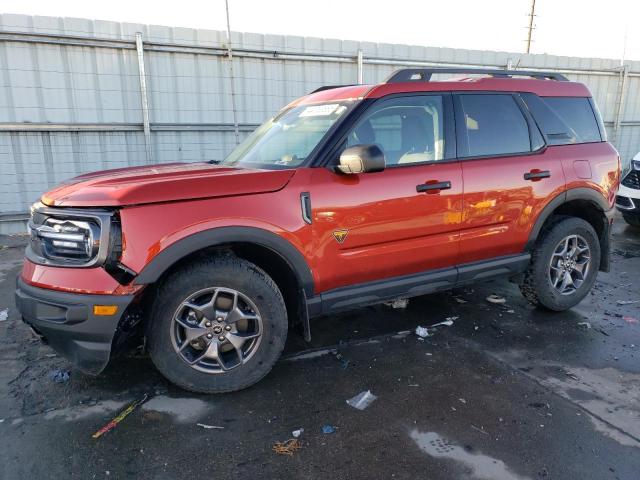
[1,13,640,233]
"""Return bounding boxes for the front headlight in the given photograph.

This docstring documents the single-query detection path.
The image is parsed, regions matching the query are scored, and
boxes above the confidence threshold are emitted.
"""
[27,203,115,267]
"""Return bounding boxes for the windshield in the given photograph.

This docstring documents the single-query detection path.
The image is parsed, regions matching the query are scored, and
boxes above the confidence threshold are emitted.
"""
[221,101,353,168]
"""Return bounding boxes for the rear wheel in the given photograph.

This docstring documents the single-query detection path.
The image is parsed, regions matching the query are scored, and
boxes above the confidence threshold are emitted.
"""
[148,256,288,393]
[520,217,600,311]
[622,213,640,228]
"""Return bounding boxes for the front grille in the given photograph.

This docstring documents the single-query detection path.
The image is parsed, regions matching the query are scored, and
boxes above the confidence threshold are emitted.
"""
[616,195,634,209]
[622,170,640,190]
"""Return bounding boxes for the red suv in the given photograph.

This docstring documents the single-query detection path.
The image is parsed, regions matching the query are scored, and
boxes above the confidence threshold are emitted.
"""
[16,68,620,393]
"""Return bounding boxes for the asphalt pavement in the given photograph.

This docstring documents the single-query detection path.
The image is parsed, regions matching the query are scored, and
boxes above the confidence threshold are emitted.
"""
[0,215,638,479]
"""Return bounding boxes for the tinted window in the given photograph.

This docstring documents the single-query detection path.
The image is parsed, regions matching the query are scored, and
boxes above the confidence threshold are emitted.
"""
[347,95,445,166]
[458,94,531,157]
[543,97,602,143]
[520,93,577,146]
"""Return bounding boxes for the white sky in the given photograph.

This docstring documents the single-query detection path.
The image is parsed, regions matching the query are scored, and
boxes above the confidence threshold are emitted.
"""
[5,0,640,62]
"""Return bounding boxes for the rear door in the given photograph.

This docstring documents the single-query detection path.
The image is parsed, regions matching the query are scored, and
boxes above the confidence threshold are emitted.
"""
[454,92,566,265]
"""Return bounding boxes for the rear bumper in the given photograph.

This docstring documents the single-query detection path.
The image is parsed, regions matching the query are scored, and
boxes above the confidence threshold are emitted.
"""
[15,278,134,374]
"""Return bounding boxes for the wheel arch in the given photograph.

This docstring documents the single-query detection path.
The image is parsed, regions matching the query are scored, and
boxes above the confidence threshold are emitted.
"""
[525,188,611,272]
[134,226,315,298]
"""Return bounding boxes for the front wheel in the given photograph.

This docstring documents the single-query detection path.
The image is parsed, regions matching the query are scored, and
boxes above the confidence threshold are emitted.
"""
[520,217,600,311]
[147,256,288,393]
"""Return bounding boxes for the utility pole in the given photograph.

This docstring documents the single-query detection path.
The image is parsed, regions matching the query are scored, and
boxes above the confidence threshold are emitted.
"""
[225,0,240,145]
[525,0,536,54]
[621,23,628,66]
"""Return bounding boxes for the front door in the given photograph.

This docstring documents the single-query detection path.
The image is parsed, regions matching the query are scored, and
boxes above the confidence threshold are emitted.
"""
[308,94,463,293]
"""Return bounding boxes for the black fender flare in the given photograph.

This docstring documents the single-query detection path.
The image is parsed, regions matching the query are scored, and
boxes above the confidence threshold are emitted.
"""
[525,187,611,270]
[133,226,315,298]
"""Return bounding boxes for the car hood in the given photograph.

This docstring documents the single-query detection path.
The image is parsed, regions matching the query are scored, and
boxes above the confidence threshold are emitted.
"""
[41,163,295,207]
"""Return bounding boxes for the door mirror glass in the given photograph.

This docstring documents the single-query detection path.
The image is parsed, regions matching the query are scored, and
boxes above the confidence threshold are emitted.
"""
[336,144,386,174]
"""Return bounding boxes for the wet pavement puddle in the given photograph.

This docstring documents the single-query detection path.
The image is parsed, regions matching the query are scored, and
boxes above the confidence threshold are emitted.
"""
[410,430,530,480]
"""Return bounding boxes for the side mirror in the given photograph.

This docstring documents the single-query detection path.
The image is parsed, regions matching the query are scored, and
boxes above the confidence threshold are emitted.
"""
[336,144,386,174]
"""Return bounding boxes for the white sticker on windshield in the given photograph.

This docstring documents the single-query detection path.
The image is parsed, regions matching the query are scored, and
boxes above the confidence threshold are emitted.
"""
[299,104,340,117]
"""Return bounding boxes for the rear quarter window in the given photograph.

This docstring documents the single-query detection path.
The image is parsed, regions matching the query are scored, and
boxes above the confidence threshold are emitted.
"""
[538,96,602,144]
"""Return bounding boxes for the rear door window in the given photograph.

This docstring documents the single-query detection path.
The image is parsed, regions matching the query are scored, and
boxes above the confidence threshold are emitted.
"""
[456,94,532,157]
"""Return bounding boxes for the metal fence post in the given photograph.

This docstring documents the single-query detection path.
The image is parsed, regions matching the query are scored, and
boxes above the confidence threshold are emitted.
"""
[135,32,153,164]
[357,49,364,84]
[613,65,629,148]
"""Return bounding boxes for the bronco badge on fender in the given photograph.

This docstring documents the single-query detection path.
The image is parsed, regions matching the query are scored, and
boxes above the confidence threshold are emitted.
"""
[333,229,349,244]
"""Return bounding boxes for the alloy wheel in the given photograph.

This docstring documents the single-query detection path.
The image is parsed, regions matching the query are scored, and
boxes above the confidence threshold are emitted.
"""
[548,234,591,296]
[170,287,263,373]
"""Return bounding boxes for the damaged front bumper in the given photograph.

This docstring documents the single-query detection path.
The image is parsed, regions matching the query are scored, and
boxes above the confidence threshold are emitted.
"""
[15,278,135,374]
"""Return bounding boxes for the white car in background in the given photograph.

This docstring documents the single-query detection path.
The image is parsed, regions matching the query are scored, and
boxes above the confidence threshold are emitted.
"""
[616,152,640,227]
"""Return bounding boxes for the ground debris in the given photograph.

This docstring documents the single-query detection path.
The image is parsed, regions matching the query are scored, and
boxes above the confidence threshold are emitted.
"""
[0,309,8,322]
[384,298,409,309]
[322,425,336,434]
[393,330,412,339]
[272,438,302,456]
[332,349,350,369]
[197,423,224,430]
[415,326,430,338]
[470,424,489,435]
[616,300,640,305]
[623,316,639,325]
[49,369,70,383]
[92,394,149,439]
[346,390,377,410]
[486,295,506,304]
[292,428,304,438]
[577,322,591,329]
[432,316,458,327]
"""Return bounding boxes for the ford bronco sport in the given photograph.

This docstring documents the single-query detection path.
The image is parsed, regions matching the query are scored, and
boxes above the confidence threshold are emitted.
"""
[16,68,620,393]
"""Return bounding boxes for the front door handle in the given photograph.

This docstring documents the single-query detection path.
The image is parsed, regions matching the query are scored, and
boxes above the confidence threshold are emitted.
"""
[524,170,551,181]
[416,181,451,193]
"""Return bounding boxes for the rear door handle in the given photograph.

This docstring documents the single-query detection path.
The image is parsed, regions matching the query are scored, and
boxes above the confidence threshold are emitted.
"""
[416,181,451,193]
[524,170,551,181]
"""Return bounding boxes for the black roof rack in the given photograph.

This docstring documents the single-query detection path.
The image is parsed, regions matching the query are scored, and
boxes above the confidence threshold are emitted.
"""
[310,84,356,94]
[385,68,568,83]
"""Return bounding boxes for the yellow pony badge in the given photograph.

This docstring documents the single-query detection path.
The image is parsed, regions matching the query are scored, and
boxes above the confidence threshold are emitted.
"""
[332,229,349,244]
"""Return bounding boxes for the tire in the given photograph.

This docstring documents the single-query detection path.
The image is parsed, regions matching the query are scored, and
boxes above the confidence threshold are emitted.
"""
[622,213,640,228]
[147,255,288,393]
[519,216,600,311]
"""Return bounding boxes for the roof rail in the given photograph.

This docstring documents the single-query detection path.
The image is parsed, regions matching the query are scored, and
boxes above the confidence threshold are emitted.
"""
[310,84,355,94]
[385,68,569,83]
